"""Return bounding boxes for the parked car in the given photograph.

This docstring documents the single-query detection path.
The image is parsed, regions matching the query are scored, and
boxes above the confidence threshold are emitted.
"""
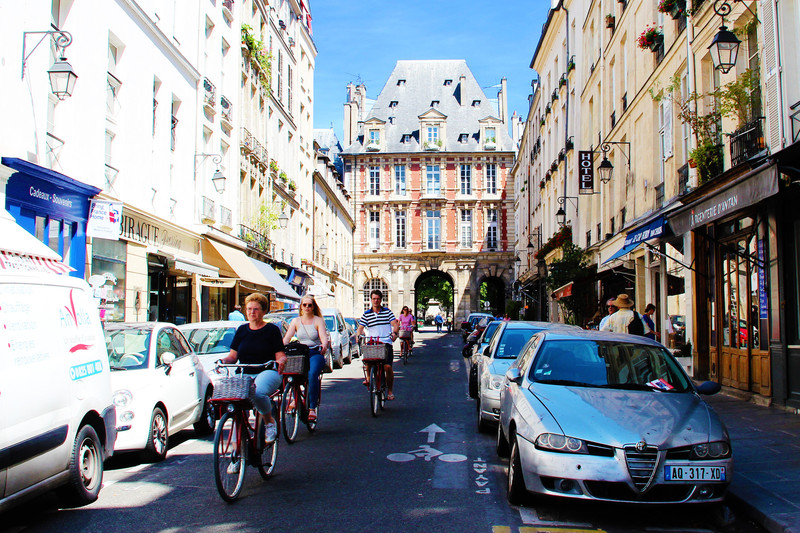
[344,317,362,359]
[474,321,578,431]
[463,317,499,359]
[0,219,116,512]
[104,322,215,461]
[322,308,352,368]
[178,317,289,383]
[497,328,731,505]
[461,312,495,341]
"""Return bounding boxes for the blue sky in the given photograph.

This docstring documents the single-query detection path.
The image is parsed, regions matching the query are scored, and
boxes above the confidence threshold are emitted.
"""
[310,1,550,143]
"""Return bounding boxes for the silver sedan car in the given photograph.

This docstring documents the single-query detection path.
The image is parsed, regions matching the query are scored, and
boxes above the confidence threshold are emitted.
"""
[497,329,732,504]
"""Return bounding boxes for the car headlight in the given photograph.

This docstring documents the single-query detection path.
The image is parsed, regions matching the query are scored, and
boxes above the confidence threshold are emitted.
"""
[113,389,133,408]
[691,441,731,460]
[535,433,589,454]
[488,375,505,390]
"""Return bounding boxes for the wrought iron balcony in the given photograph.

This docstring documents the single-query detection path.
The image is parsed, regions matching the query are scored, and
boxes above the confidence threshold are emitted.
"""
[729,117,766,167]
[203,78,216,113]
[201,196,216,223]
[239,224,272,256]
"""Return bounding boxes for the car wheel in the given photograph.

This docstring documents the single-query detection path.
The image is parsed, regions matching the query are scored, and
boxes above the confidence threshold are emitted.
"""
[143,407,168,462]
[343,343,352,365]
[333,345,344,369]
[477,399,491,433]
[507,437,527,505]
[468,364,479,398]
[193,388,215,435]
[57,424,104,507]
[496,423,510,458]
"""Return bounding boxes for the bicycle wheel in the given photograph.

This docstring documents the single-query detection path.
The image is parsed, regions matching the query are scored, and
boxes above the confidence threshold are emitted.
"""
[213,411,246,502]
[254,415,278,479]
[378,367,386,411]
[401,340,408,365]
[281,382,300,444]
[306,377,320,433]
[369,365,380,417]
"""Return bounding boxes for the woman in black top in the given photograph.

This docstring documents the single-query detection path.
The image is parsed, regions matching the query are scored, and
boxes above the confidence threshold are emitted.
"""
[220,293,285,442]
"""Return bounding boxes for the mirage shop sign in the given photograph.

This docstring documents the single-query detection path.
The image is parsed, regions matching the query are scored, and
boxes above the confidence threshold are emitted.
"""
[120,210,199,255]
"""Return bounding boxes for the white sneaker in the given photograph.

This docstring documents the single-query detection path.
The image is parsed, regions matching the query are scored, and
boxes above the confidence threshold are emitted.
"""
[265,422,277,443]
[226,458,240,474]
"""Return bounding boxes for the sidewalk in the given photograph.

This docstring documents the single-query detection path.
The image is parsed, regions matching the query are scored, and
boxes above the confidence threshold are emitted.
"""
[705,391,800,533]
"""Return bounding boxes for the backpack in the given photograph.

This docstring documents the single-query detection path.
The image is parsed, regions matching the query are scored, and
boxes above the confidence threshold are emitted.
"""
[628,312,645,336]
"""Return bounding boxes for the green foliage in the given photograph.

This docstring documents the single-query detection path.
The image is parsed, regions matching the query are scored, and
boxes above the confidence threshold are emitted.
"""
[506,300,523,320]
[241,24,272,92]
[716,68,760,128]
[544,242,591,325]
[251,201,281,235]
[690,142,724,184]
[416,277,453,315]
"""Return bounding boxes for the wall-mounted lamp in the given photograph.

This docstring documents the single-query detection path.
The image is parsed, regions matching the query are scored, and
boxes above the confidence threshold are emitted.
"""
[556,196,579,226]
[21,30,78,100]
[320,243,328,256]
[195,153,226,193]
[278,211,289,229]
[596,141,631,183]
[708,0,758,73]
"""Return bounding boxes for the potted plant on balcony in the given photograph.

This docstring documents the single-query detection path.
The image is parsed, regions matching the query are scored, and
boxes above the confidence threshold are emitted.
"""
[550,161,559,172]
[565,136,574,151]
[288,180,297,192]
[637,24,663,51]
[539,179,546,189]
[606,14,615,29]
[269,160,279,175]
[552,89,559,102]
[658,0,686,19]
[545,103,552,115]
[567,56,576,72]
[279,171,288,185]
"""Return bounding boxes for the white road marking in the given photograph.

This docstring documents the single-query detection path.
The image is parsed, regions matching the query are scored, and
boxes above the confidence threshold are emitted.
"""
[419,423,445,443]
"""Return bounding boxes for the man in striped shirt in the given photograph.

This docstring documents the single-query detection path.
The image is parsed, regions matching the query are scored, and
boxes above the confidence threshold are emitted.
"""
[356,289,400,400]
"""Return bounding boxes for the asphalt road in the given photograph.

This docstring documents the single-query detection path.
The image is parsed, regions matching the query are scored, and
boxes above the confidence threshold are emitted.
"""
[3,328,766,533]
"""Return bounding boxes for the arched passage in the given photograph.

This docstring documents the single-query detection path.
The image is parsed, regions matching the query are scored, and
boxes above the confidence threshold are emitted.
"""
[478,276,507,316]
[414,270,455,326]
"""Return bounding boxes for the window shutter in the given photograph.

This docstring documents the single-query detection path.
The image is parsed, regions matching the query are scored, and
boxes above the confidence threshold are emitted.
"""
[663,96,673,160]
[762,0,781,150]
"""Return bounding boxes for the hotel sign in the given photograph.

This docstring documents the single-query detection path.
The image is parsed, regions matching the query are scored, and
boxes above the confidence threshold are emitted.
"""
[578,151,594,193]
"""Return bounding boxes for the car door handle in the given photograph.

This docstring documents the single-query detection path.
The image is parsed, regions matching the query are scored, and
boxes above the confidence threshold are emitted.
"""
[189,371,195,376]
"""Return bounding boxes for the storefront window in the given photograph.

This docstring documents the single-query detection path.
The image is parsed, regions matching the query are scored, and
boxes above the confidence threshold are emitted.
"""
[91,238,126,322]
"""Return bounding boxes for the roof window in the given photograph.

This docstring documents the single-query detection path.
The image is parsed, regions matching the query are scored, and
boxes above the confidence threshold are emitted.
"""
[472,100,481,107]
[397,79,406,86]
[389,101,398,108]
[444,79,452,86]
[431,100,440,107]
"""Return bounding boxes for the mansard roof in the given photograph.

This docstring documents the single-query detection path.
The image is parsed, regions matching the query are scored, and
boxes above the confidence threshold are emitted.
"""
[342,59,513,154]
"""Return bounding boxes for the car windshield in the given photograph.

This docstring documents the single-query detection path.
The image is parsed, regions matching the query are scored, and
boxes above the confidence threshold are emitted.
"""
[481,321,501,344]
[105,328,152,370]
[494,328,539,359]
[530,339,692,392]
[183,327,237,355]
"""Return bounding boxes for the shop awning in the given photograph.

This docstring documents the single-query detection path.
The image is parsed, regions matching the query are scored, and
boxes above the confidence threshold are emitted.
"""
[173,256,218,277]
[248,258,301,301]
[669,164,778,235]
[203,240,273,289]
[0,207,74,274]
[306,274,334,298]
[603,215,671,264]
[553,282,573,300]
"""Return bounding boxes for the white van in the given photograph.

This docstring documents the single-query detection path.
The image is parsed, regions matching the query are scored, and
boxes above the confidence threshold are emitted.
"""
[0,208,115,512]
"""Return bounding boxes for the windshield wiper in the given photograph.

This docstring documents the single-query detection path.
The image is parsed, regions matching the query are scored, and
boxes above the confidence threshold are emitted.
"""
[109,365,128,371]
[536,379,591,386]
[599,383,655,391]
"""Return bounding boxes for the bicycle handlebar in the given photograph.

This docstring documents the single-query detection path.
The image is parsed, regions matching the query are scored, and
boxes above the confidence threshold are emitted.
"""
[215,361,279,371]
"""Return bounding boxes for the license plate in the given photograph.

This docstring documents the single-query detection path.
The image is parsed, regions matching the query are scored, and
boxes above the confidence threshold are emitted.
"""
[664,465,726,482]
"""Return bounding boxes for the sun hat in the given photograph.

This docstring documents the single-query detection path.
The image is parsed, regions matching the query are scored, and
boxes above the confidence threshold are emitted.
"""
[612,294,634,308]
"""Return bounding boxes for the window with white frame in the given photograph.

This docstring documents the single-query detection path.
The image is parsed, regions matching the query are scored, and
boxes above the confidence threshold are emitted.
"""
[426,165,441,195]
[362,279,389,309]
[427,126,439,144]
[369,129,380,145]
[486,208,498,248]
[460,164,471,194]
[460,209,473,247]
[394,165,406,195]
[369,211,380,249]
[369,166,380,195]
[485,163,497,194]
[485,127,496,143]
[395,210,406,248]
[425,210,441,250]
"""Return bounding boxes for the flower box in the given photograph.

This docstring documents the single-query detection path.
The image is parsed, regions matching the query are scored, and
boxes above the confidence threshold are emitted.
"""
[606,15,615,29]
[637,25,663,50]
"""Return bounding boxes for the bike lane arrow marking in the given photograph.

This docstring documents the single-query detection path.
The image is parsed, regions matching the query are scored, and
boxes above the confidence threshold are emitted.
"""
[419,423,445,443]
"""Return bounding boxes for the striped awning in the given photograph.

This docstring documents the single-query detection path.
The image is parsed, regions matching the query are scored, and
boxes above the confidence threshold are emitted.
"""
[0,250,75,274]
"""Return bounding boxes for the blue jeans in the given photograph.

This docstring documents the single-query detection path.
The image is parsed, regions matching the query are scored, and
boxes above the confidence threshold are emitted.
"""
[307,348,325,409]
[252,369,282,416]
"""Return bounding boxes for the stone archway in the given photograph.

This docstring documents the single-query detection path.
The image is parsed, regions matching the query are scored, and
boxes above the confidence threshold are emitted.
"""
[477,275,508,317]
[414,269,455,327]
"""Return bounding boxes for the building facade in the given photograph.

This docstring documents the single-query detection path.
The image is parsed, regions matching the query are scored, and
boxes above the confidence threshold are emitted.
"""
[342,60,516,319]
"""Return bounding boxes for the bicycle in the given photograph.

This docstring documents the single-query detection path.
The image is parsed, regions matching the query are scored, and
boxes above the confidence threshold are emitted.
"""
[399,330,412,365]
[361,341,389,417]
[280,346,322,444]
[210,362,280,502]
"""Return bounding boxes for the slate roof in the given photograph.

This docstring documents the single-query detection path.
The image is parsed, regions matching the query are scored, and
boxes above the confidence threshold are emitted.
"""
[342,60,513,154]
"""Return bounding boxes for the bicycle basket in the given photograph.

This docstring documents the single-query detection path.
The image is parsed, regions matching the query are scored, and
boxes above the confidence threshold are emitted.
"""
[398,330,412,339]
[361,344,386,361]
[211,375,255,402]
[283,355,308,375]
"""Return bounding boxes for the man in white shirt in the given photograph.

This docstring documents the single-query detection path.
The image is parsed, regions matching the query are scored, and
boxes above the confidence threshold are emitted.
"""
[598,298,617,330]
[600,294,636,333]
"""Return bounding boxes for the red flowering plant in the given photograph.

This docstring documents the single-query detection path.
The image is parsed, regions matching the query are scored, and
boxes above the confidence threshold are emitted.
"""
[535,225,572,260]
[657,0,676,12]
[637,24,663,50]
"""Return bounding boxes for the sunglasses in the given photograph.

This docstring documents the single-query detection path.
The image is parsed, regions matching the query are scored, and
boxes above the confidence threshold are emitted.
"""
[301,303,314,308]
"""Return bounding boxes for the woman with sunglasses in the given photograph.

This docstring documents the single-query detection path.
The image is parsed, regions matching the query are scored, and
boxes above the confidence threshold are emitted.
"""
[398,306,416,356]
[283,296,328,422]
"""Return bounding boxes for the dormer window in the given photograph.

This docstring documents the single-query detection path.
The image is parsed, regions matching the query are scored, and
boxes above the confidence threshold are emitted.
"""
[484,127,496,149]
[431,100,439,107]
[472,100,481,107]
[402,134,411,143]
[458,133,469,143]
[389,101,398,108]
[366,129,381,151]
[444,79,452,86]
[397,79,406,86]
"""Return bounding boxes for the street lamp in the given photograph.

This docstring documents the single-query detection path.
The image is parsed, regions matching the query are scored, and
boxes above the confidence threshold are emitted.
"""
[708,0,760,74]
[320,243,328,256]
[195,153,226,193]
[278,211,289,229]
[556,196,579,227]
[22,31,78,100]
[596,141,631,184]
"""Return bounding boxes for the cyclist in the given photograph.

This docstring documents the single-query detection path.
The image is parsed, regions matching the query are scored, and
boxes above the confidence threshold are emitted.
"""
[218,293,286,444]
[282,295,329,422]
[398,306,416,355]
[356,289,400,400]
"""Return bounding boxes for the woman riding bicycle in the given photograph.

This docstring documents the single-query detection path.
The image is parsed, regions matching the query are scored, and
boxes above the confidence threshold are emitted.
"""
[282,295,329,422]
[398,306,415,354]
[218,293,286,443]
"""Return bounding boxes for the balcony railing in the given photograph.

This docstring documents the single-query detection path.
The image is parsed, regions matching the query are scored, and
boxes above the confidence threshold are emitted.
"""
[678,163,689,195]
[220,95,232,125]
[220,206,232,229]
[241,127,253,152]
[239,224,272,256]
[201,196,216,223]
[729,117,766,167]
[203,78,216,113]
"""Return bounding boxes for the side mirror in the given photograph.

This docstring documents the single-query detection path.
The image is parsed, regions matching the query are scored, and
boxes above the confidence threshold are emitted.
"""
[161,352,176,365]
[483,346,491,357]
[505,367,523,384]
[696,381,721,395]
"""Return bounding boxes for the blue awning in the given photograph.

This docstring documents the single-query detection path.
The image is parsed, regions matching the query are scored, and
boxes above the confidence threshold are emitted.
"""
[249,258,301,301]
[603,215,670,264]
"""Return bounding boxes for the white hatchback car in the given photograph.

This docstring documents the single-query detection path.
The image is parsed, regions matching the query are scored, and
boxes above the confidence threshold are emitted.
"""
[322,308,352,368]
[104,322,215,461]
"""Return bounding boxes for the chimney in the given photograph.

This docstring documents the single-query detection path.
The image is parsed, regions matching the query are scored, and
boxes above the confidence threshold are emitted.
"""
[459,75,467,106]
[498,77,508,125]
